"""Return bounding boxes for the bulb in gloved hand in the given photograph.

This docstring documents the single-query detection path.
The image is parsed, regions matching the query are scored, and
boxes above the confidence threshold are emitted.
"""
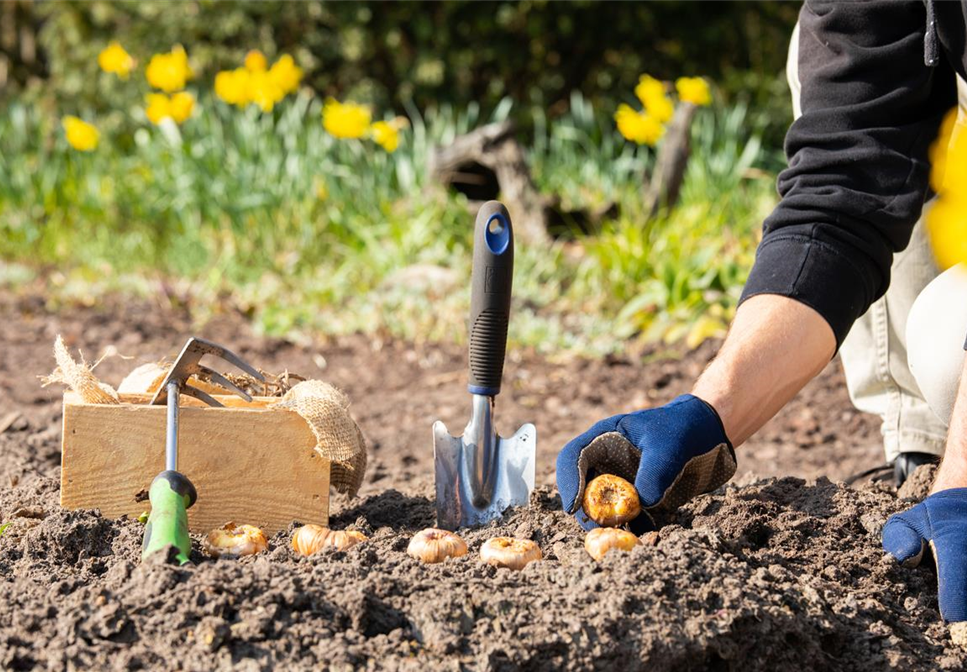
[582,474,641,527]
[584,527,639,561]
[479,537,542,570]
[203,522,268,558]
[291,524,367,556]
[407,528,468,564]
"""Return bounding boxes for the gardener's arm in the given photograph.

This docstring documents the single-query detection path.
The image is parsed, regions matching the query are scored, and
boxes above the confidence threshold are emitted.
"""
[691,294,834,445]
[557,1,957,526]
[688,0,961,446]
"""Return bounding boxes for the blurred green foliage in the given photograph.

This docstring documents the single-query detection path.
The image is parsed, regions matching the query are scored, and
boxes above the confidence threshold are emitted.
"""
[3,1,798,145]
[0,89,776,353]
[0,0,792,352]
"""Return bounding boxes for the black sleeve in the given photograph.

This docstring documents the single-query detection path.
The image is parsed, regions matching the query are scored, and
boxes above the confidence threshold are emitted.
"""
[739,0,957,347]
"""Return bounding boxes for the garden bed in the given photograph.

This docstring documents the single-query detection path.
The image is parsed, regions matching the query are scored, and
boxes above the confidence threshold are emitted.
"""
[1,291,962,670]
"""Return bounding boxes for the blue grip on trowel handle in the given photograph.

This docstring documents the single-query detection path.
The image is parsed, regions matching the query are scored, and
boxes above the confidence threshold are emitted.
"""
[468,201,514,397]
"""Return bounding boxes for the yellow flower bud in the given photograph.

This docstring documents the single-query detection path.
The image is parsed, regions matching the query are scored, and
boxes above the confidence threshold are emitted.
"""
[247,70,284,112]
[146,45,192,93]
[244,50,268,73]
[370,120,401,153]
[676,76,712,106]
[97,41,135,79]
[145,92,194,125]
[322,99,372,139]
[634,75,665,109]
[62,116,99,152]
[215,68,251,107]
[614,104,665,146]
[268,54,303,95]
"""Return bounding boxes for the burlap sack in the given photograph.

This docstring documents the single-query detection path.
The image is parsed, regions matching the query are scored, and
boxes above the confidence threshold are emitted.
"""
[271,380,368,497]
[42,336,120,404]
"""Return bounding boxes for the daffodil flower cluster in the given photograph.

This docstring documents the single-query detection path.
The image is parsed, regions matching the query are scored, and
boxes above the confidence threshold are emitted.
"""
[322,99,408,153]
[142,45,196,126]
[72,41,405,154]
[926,108,967,269]
[615,74,711,146]
[214,50,303,113]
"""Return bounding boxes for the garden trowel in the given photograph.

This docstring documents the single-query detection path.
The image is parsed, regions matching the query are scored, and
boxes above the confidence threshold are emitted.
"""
[141,337,264,565]
[433,201,536,530]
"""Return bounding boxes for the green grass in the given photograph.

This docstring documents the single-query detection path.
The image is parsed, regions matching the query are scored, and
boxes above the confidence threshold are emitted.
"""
[0,91,778,356]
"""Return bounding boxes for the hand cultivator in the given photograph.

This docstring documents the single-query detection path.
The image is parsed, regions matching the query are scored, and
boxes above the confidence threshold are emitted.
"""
[141,337,264,564]
[433,201,537,530]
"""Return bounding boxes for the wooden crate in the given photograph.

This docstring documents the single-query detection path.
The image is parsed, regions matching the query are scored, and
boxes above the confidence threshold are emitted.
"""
[60,392,329,535]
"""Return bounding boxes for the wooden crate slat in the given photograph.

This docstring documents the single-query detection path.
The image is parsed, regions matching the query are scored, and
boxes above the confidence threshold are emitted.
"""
[61,392,329,535]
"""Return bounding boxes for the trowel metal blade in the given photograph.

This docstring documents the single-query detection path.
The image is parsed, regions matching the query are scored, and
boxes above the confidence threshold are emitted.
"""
[433,420,536,530]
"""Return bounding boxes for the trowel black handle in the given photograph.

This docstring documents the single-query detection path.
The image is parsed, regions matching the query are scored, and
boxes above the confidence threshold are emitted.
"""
[468,201,514,396]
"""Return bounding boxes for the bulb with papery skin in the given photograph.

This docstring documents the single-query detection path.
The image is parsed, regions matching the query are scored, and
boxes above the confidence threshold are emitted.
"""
[407,528,468,564]
[291,524,367,556]
[584,527,639,561]
[479,537,542,570]
[203,522,268,558]
[582,474,641,527]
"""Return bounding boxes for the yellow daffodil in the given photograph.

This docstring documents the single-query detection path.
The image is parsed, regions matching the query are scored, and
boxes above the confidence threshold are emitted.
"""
[169,92,195,123]
[145,93,170,124]
[634,74,674,123]
[676,77,712,106]
[97,42,135,79]
[268,54,303,95]
[244,50,268,73]
[370,118,408,153]
[62,116,99,152]
[926,110,967,268]
[614,104,664,146]
[634,75,665,109]
[322,99,371,139]
[644,93,674,124]
[145,92,195,125]
[247,70,284,112]
[146,45,192,93]
[215,68,251,106]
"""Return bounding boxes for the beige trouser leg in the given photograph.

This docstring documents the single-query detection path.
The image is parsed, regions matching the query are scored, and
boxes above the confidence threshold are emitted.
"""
[786,23,966,461]
[907,266,967,426]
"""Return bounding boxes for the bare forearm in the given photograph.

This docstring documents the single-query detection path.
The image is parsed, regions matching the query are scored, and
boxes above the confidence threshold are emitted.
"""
[931,360,967,493]
[691,294,836,446]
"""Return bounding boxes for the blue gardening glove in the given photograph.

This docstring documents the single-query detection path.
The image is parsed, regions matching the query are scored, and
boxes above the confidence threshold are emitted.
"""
[883,488,967,623]
[556,394,735,533]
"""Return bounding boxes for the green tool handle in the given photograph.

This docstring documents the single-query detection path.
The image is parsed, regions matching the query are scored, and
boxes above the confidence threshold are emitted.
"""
[141,470,197,565]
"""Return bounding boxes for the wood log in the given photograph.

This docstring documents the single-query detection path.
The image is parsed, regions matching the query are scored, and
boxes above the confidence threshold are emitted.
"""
[429,121,550,245]
[60,392,330,535]
[643,102,698,218]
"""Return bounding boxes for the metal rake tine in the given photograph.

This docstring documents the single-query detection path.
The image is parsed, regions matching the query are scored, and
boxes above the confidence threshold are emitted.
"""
[180,383,225,408]
[197,365,253,402]
[206,346,265,382]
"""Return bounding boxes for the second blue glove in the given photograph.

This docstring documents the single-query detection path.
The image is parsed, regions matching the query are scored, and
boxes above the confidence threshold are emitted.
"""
[556,394,735,532]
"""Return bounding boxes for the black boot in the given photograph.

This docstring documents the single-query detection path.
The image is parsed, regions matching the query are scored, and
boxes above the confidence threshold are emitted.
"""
[894,452,941,488]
